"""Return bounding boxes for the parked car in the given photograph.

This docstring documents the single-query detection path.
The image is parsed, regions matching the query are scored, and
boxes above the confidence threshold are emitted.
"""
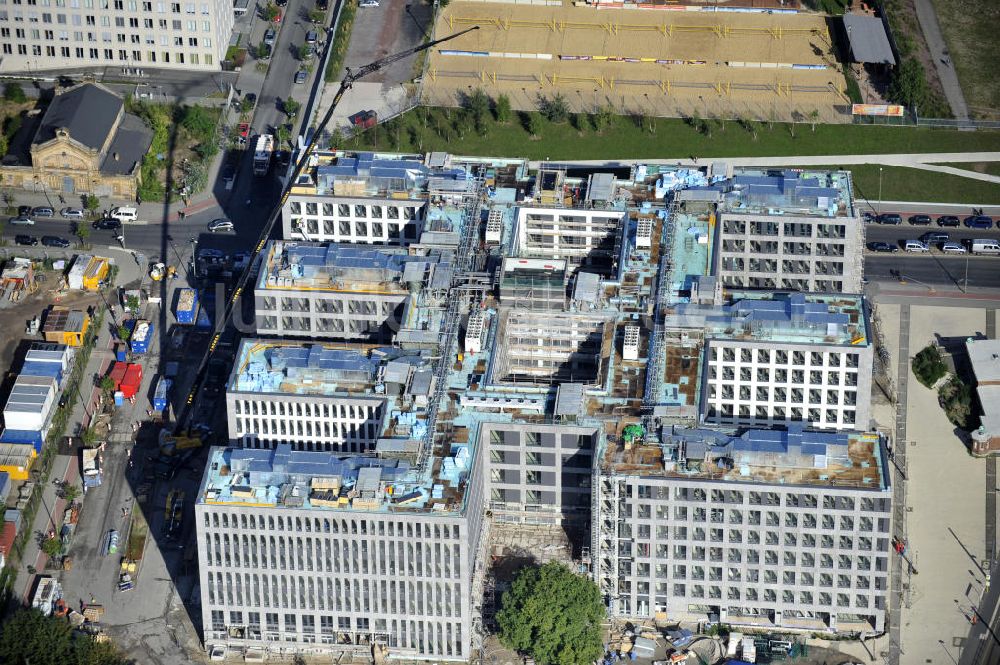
[9,215,34,226]
[908,214,932,225]
[15,234,38,246]
[964,215,994,229]
[17,205,31,216]
[903,240,930,253]
[263,28,276,46]
[31,206,54,217]
[359,0,378,6]
[867,241,898,253]
[92,218,121,230]
[861,211,876,224]
[937,215,960,227]
[60,207,84,219]
[919,231,949,245]
[208,218,234,233]
[238,122,250,139]
[940,241,967,254]
[306,30,317,44]
[294,70,308,84]
[41,235,71,248]
[877,213,902,225]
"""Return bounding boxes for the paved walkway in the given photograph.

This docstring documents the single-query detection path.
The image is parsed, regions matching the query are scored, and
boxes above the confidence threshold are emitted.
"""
[912,0,970,121]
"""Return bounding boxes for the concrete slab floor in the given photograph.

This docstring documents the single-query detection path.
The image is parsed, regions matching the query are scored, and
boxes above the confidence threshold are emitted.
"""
[897,306,988,664]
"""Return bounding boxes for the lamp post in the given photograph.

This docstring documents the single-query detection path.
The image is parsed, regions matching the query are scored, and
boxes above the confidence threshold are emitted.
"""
[877,166,883,217]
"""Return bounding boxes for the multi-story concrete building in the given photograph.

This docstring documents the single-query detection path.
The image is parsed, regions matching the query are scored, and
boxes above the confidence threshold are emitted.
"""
[513,206,625,275]
[226,339,437,452]
[594,426,892,635]
[0,0,233,73]
[714,169,863,294]
[196,440,488,660]
[663,291,873,431]
[254,241,451,341]
[282,151,479,244]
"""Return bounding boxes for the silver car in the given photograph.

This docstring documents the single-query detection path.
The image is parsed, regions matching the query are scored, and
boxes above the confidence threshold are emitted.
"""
[940,241,967,254]
[60,207,85,219]
[9,215,34,226]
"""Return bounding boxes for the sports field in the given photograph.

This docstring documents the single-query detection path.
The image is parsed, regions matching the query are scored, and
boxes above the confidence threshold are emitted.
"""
[424,2,850,122]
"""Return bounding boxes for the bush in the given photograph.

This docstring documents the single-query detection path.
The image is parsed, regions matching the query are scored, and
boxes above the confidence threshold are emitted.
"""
[939,376,976,430]
[325,0,357,82]
[179,105,217,144]
[538,93,570,124]
[912,344,947,388]
[3,82,26,103]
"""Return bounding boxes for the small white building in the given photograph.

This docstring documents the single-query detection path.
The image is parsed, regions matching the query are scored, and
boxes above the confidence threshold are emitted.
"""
[3,375,57,431]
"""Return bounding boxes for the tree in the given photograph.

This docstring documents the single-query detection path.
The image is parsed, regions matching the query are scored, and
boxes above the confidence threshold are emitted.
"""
[0,608,130,664]
[125,294,140,314]
[283,98,301,118]
[328,128,345,150]
[276,124,291,148]
[298,43,312,61]
[524,112,540,137]
[464,88,491,136]
[262,2,279,22]
[99,376,116,394]
[41,536,62,558]
[2,188,16,212]
[117,323,130,341]
[497,562,604,665]
[538,93,570,123]
[63,484,80,503]
[3,82,26,103]
[495,93,512,123]
[81,426,99,447]
[592,104,614,133]
[807,109,820,131]
[240,96,256,115]
[74,223,90,247]
[84,193,100,216]
[888,58,929,112]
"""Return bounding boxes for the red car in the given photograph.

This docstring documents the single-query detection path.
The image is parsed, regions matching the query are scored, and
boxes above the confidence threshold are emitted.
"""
[274,9,282,22]
[237,123,250,141]
[348,110,377,129]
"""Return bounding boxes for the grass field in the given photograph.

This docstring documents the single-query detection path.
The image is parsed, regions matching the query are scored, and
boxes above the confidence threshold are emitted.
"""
[800,164,1000,205]
[931,0,1000,119]
[349,106,1000,160]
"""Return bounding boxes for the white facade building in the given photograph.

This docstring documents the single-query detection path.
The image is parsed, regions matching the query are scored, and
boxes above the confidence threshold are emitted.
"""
[0,0,233,72]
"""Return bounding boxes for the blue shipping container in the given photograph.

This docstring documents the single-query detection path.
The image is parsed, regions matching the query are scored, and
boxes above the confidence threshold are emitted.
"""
[115,344,128,362]
[175,288,198,325]
[153,377,171,411]
[128,320,154,354]
[0,428,43,452]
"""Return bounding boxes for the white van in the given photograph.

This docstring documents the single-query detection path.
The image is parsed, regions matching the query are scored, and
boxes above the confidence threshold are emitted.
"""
[903,240,929,253]
[969,238,1000,256]
[109,206,138,223]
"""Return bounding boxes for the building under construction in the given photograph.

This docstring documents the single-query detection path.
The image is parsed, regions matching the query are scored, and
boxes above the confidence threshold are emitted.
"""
[198,153,889,662]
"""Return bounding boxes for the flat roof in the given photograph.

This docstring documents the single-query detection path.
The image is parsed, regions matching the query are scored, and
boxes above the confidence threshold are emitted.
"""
[603,426,890,491]
[228,338,430,399]
[256,241,448,293]
[967,337,1000,385]
[666,292,870,347]
[288,150,468,199]
[722,168,855,218]
[842,14,895,65]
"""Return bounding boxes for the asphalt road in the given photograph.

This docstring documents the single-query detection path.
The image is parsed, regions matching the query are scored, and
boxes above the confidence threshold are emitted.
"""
[864,255,1000,290]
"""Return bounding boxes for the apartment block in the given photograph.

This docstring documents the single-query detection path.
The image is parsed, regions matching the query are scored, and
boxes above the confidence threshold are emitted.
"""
[594,426,892,635]
[196,441,486,660]
[281,151,474,244]
[0,0,233,73]
[663,291,873,430]
[254,241,451,341]
[714,170,863,293]
[226,339,439,452]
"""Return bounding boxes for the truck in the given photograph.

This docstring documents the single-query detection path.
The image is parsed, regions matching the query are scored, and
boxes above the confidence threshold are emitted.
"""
[82,448,102,492]
[252,134,274,176]
[153,377,171,412]
[175,288,198,325]
[129,319,154,354]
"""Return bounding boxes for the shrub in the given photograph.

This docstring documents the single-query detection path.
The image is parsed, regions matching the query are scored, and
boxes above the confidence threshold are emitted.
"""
[3,82,26,103]
[912,344,947,388]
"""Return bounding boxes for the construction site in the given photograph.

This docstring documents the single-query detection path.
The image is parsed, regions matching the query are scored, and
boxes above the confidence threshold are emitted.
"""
[423,2,849,122]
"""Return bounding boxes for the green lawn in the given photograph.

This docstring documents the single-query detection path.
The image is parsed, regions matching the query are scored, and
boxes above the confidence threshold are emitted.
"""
[930,0,1000,119]
[350,107,1000,161]
[798,164,1000,204]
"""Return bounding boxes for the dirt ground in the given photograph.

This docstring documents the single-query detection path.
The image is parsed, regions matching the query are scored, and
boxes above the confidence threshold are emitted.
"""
[0,261,101,378]
[425,2,849,122]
